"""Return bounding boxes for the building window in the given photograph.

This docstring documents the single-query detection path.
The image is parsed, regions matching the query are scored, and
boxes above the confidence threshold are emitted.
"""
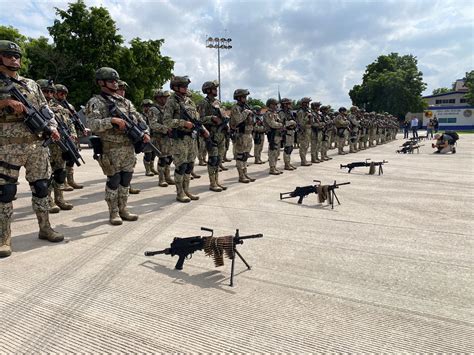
[439,118,457,124]
[460,98,467,103]
[435,99,442,104]
[448,99,455,104]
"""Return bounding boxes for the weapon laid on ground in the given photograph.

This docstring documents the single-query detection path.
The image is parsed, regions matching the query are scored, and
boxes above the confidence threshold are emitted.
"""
[340,159,387,175]
[0,74,84,167]
[280,180,350,209]
[397,141,424,154]
[144,227,263,286]
[104,95,161,156]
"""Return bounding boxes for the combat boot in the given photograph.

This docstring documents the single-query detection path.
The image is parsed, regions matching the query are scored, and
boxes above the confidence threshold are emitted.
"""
[105,187,122,225]
[270,167,280,175]
[301,159,312,166]
[157,166,168,187]
[209,171,223,192]
[284,163,294,171]
[215,171,227,191]
[48,191,60,214]
[165,165,175,185]
[118,186,138,221]
[144,161,154,176]
[238,168,250,183]
[150,161,159,175]
[219,163,228,171]
[66,166,83,189]
[129,186,141,194]
[0,215,12,257]
[36,211,64,242]
[184,175,199,200]
[191,170,201,179]
[175,174,191,203]
[54,188,73,210]
[243,168,256,182]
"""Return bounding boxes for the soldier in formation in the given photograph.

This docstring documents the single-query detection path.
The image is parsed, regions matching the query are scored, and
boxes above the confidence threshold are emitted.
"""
[279,98,297,170]
[264,98,284,175]
[252,105,266,165]
[0,41,63,257]
[296,97,313,166]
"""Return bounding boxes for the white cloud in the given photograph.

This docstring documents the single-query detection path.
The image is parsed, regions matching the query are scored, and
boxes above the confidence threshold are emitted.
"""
[1,0,473,106]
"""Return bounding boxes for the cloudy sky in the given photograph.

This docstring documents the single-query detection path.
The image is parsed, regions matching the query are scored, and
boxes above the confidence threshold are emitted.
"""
[2,0,473,106]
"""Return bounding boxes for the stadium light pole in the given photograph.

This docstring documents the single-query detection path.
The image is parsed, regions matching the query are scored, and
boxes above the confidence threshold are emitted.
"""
[206,36,232,101]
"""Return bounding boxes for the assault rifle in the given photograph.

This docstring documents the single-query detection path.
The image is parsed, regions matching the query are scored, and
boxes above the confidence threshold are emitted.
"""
[211,101,230,134]
[280,180,350,209]
[0,74,84,167]
[340,159,388,175]
[179,101,210,139]
[144,227,263,286]
[105,95,161,156]
[59,100,89,136]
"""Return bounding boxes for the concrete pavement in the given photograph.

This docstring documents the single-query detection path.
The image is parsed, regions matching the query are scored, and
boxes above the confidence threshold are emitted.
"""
[0,134,473,353]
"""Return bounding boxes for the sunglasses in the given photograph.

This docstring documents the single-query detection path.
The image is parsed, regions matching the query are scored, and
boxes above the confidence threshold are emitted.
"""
[1,52,21,60]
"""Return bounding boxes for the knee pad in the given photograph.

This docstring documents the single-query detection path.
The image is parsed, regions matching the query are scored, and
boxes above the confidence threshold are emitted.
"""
[176,163,187,175]
[208,156,219,167]
[144,152,153,162]
[184,162,194,174]
[106,173,121,190]
[166,156,173,165]
[120,171,133,187]
[30,179,49,198]
[242,153,250,162]
[158,157,167,167]
[0,184,17,203]
[284,146,293,155]
[236,153,245,162]
[53,168,67,184]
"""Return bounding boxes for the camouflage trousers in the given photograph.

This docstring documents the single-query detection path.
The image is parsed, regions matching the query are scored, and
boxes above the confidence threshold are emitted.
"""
[298,129,311,162]
[171,136,197,167]
[310,130,323,161]
[97,144,136,176]
[268,136,282,168]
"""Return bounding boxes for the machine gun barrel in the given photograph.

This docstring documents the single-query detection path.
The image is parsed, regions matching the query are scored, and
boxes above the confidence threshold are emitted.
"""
[144,248,171,257]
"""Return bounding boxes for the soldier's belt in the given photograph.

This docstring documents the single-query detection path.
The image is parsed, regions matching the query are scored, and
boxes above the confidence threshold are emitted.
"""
[0,136,42,144]
[0,116,24,123]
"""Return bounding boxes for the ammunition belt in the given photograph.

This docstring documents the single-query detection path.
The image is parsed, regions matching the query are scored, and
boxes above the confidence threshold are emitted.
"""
[0,136,42,144]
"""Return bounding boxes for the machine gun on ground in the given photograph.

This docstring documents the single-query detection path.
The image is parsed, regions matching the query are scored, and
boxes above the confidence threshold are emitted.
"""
[144,227,263,286]
[104,96,161,156]
[280,180,350,209]
[0,74,84,167]
[397,141,424,154]
[340,159,387,175]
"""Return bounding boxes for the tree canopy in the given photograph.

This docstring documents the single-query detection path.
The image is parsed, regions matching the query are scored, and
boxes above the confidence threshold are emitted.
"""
[464,70,474,106]
[432,87,451,95]
[349,53,427,118]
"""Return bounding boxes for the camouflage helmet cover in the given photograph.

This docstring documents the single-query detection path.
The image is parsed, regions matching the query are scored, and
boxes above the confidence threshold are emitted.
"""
[36,79,56,91]
[281,97,292,104]
[142,99,154,106]
[153,89,171,98]
[320,105,329,111]
[233,89,250,100]
[0,40,22,57]
[300,97,312,103]
[253,105,262,111]
[96,67,120,81]
[117,80,128,88]
[55,84,68,93]
[170,75,191,89]
[350,106,359,112]
[266,98,278,107]
[202,80,219,93]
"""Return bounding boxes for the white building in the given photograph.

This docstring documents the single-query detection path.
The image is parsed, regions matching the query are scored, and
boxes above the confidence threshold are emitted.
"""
[422,79,473,130]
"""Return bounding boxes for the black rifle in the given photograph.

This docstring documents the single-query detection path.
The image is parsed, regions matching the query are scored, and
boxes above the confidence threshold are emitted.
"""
[280,180,350,208]
[210,101,230,134]
[0,74,84,167]
[397,143,424,154]
[340,159,388,175]
[179,100,210,140]
[59,100,89,136]
[104,94,161,156]
[144,227,263,286]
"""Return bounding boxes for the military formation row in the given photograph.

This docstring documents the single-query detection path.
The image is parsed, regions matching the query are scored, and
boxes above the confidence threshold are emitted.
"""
[0,40,398,258]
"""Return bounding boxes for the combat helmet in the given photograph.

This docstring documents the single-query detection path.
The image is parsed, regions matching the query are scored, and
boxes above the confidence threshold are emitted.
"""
[233,89,250,100]
[55,84,68,93]
[142,99,153,106]
[300,97,312,104]
[36,79,56,92]
[338,107,347,113]
[281,97,292,105]
[170,76,191,90]
[266,98,278,107]
[0,40,22,57]
[95,67,120,81]
[153,89,171,98]
[202,80,219,93]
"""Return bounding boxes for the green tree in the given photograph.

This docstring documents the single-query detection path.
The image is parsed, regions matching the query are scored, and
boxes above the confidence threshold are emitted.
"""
[221,101,235,110]
[0,25,30,72]
[247,97,265,108]
[464,70,474,106]
[187,89,205,105]
[432,87,450,95]
[349,53,426,118]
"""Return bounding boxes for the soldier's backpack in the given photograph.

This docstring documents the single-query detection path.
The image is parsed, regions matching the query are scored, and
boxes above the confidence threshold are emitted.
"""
[444,131,459,144]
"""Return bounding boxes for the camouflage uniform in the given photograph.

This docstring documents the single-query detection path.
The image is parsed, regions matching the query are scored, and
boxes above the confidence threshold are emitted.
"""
[85,67,144,225]
[264,99,284,175]
[310,102,324,163]
[347,106,360,153]
[164,76,201,202]
[335,108,350,154]
[230,89,255,183]
[0,41,64,257]
[252,107,266,164]
[319,106,332,160]
[279,98,297,169]
[37,80,76,213]
[296,98,313,166]
[198,81,229,192]
[147,91,175,187]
